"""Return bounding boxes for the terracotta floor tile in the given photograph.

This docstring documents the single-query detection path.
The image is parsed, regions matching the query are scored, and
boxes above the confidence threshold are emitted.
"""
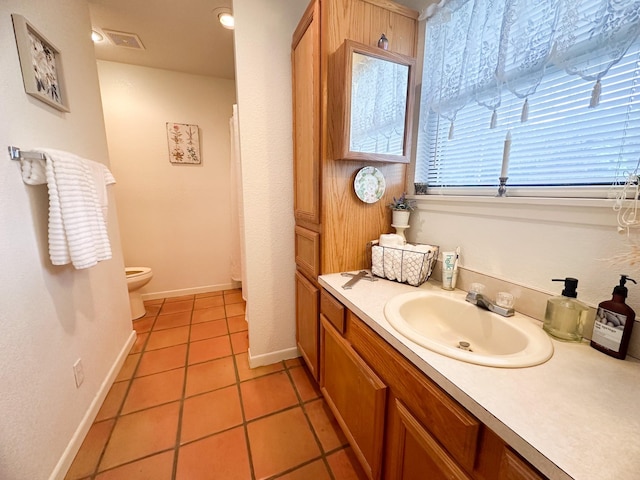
[191,306,226,324]
[95,382,128,422]
[165,294,194,303]
[121,368,185,414]
[277,459,332,480]
[188,336,232,365]
[190,319,227,341]
[136,344,187,377]
[194,296,224,309]
[305,399,348,452]
[224,287,242,295]
[227,315,248,333]
[99,402,180,471]
[289,366,321,402]
[326,448,368,480]
[285,357,304,368]
[230,331,249,354]
[247,407,321,479]
[130,332,148,354]
[143,303,162,317]
[146,326,190,351]
[115,353,140,382]
[195,290,223,298]
[235,352,283,382]
[185,356,236,397]
[153,312,191,331]
[180,386,243,443]
[224,292,244,305]
[225,302,246,317]
[240,371,298,420]
[65,419,115,480]
[176,426,250,480]
[144,298,164,305]
[132,317,155,334]
[159,300,193,315]
[94,451,174,480]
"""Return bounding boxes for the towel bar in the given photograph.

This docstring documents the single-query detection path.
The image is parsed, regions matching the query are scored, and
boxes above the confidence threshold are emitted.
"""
[8,146,45,161]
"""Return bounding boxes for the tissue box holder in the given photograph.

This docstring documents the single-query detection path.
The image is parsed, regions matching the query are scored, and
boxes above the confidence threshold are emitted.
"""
[370,241,439,287]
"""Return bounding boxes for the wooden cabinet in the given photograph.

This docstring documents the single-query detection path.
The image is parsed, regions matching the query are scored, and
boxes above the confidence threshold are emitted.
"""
[389,399,472,480]
[320,316,387,480]
[291,0,419,376]
[295,271,319,380]
[318,288,549,480]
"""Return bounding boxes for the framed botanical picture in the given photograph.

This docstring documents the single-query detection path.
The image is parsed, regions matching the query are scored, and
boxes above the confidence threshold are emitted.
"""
[166,123,201,164]
[12,14,69,112]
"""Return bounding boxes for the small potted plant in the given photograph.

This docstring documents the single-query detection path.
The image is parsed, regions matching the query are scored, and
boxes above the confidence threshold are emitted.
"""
[388,192,416,226]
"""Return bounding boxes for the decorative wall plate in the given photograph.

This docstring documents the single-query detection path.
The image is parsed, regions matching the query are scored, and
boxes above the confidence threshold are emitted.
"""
[354,166,386,203]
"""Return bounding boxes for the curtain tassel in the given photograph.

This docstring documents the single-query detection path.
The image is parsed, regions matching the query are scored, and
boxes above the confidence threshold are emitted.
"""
[448,121,455,140]
[590,79,601,108]
[490,109,497,129]
[520,98,529,123]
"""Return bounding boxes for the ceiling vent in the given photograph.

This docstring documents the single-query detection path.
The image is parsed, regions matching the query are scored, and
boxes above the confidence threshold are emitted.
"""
[102,29,145,50]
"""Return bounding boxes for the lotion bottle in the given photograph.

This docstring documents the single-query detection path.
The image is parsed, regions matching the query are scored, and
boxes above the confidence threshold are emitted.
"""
[543,278,589,342]
[591,275,637,360]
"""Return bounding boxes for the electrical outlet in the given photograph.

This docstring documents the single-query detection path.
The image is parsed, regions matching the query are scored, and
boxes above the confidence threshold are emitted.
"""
[73,359,84,388]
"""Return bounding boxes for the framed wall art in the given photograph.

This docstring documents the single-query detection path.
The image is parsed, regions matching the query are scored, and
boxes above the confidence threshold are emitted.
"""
[166,122,201,164]
[11,14,69,112]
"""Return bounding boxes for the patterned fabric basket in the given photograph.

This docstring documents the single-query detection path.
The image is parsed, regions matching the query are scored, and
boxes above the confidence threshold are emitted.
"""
[370,241,439,287]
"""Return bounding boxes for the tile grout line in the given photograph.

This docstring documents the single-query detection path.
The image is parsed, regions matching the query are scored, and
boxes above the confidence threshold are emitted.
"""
[87,299,164,480]
[170,296,196,480]
[283,365,338,480]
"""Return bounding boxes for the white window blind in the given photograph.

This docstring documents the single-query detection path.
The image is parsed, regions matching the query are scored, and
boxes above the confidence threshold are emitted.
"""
[415,0,640,195]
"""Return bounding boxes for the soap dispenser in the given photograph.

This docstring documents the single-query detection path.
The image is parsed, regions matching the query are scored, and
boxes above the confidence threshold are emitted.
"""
[591,275,637,359]
[543,278,590,342]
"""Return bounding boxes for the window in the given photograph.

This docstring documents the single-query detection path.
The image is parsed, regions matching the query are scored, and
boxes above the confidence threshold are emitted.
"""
[414,0,640,197]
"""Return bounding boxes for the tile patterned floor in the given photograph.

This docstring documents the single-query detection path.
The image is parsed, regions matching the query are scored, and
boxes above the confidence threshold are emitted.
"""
[65,289,367,480]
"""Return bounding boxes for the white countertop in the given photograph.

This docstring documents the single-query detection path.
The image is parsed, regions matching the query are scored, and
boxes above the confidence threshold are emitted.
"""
[318,272,640,480]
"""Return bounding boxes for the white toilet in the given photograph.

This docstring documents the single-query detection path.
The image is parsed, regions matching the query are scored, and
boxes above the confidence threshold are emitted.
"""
[125,267,153,320]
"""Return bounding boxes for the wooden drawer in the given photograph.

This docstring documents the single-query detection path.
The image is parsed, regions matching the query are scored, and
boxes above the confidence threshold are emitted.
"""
[320,289,345,333]
[346,311,480,471]
[295,226,320,279]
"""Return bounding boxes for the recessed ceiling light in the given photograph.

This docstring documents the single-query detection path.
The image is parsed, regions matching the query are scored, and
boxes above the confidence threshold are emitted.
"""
[218,12,234,29]
[91,30,104,43]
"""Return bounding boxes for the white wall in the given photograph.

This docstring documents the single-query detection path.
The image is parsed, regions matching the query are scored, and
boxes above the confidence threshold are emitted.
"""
[233,0,307,365]
[409,197,640,312]
[0,1,132,479]
[97,61,237,298]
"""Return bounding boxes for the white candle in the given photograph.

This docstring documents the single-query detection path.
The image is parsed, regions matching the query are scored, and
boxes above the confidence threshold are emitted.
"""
[501,130,512,178]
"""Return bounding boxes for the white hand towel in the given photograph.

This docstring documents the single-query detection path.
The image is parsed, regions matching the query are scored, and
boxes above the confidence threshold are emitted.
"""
[21,148,116,269]
[379,233,405,248]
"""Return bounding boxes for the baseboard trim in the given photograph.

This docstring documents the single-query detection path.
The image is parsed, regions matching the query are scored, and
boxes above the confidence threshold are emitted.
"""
[49,330,136,480]
[248,346,300,368]
[142,281,242,301]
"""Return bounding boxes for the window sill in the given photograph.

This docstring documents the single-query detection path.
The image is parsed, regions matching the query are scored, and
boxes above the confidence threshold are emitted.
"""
[412,193,626,228]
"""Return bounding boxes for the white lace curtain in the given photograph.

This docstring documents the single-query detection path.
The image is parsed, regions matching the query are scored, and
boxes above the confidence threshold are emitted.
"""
[422,0,640,134]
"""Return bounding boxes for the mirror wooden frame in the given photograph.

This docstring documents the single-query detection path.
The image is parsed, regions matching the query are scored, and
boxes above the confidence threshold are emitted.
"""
[336,40,415,164]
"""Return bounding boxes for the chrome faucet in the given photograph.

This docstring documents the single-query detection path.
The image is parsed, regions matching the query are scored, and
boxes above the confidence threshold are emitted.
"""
[465,291,514,317]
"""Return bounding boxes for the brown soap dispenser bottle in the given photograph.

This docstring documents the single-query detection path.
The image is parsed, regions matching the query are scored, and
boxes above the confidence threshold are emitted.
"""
[591,275,637,359]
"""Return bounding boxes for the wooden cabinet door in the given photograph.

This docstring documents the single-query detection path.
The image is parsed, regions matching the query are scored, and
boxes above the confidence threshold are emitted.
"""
[320,317,387,480]
[498,449,545,480]
[295,270,319,380]
[292,0,321,225]
[388,399,473,480]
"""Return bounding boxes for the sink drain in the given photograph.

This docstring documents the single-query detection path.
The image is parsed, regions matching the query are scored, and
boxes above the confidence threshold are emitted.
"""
[457,341,472,351]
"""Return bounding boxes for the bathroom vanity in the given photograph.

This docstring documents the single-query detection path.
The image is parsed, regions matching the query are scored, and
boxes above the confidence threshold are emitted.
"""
[318,273,640,480]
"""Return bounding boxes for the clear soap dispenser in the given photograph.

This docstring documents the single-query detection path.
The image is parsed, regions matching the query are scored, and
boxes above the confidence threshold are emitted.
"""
[543,278,590,342]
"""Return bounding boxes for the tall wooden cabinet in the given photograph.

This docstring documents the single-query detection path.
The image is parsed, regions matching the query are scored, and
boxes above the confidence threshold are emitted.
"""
[292,0,419,379]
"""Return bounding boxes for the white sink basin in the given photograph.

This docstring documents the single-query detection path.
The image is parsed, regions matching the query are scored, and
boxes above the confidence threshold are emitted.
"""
[384,291,553,368]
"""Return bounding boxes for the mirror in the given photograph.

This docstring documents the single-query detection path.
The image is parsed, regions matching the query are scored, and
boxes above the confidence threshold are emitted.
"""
[338,40,415,163]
